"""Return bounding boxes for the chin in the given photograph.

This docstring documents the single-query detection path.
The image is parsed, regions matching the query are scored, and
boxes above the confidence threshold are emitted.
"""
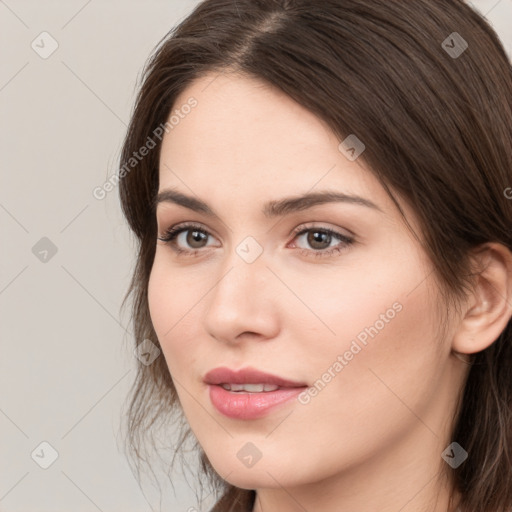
[222,470,288,490]
[207,450,313,490]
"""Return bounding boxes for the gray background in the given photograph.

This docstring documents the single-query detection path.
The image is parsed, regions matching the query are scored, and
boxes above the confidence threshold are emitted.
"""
[1,1,511,511]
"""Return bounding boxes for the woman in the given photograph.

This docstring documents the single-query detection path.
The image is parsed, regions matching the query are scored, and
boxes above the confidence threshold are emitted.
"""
[118,1,512,511]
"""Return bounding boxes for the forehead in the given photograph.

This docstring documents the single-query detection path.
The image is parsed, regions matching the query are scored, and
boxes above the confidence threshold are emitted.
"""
[159,72,380,196]
[156,73,434,247]
[164,72,338,167]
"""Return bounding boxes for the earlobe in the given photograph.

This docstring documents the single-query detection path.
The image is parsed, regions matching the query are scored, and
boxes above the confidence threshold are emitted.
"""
[452,242,512,355]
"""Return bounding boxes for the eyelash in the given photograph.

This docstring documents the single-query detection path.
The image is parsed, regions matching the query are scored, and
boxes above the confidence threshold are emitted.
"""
[158,224,354,258]
[157,222,355,259]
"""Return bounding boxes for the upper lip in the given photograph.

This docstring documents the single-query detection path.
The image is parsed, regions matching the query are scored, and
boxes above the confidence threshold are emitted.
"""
[204,366,307,388]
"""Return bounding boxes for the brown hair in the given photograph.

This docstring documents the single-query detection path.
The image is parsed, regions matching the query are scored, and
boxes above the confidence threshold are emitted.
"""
[118,1,512,510]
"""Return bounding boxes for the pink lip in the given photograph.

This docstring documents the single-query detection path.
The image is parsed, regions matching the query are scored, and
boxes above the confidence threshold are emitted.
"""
[204,366,307,387]
[204,366,307,420]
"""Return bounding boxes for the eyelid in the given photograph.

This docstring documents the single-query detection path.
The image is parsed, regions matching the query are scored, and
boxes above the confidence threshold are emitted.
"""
[157,220,356,259]
[157,221,220,245]
[157,221,351,243]
[289,221,355,239]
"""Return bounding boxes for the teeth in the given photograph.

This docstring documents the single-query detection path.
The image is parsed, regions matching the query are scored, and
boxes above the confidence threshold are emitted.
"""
[221,383,280,392]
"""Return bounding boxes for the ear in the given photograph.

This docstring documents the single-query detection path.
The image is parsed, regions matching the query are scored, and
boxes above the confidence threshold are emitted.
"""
[452,242,512,355]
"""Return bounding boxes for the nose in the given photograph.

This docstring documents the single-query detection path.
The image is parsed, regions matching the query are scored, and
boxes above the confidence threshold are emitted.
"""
[202,244,280,346]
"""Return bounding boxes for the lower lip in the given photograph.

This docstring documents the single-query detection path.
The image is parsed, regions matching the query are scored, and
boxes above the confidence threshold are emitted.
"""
[208,384,306,420]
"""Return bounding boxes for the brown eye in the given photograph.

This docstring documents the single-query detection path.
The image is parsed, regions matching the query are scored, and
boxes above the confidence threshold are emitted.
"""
[291,226,355,259]
[157,223,218,255]
[306,230,333,250]
[186,229,209,248]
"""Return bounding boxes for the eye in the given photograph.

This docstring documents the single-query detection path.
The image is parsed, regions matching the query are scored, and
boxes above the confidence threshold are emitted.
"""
[289,225,355,258]
[157,222,218,256]
[157,222,355,258]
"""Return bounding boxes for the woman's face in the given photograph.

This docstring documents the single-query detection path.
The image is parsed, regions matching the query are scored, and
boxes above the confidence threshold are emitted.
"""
[148,72,464,491]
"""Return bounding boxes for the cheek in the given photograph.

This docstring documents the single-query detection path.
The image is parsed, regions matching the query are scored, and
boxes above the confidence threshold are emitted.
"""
[147,256,202,375]
[293,247,444,430]
[281,242,438,363]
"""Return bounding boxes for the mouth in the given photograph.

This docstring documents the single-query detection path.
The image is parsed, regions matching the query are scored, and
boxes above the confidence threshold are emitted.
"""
[204,366,308,420]
[203,366,307,388]
[219,383,282,392]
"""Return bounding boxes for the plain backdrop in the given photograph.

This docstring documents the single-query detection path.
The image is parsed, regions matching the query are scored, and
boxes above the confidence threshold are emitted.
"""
[1,1,511,511]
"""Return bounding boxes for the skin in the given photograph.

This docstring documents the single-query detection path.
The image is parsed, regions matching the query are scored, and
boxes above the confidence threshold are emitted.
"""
[148,71,512,512]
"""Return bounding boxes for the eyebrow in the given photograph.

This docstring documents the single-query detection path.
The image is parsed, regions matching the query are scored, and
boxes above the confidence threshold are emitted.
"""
[154,188,383,218]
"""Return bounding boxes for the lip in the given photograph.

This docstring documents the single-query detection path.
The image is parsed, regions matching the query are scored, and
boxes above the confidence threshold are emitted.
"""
[204,366,308,420]
[204,366,307,388]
